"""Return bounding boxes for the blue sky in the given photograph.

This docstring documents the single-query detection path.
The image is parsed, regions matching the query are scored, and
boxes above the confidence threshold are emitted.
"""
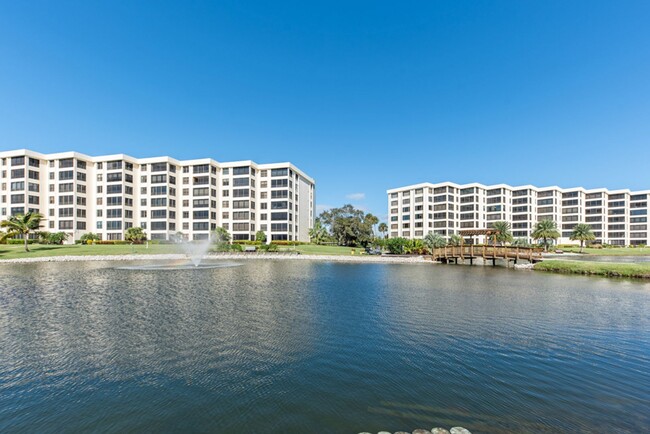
[1,1,649,221]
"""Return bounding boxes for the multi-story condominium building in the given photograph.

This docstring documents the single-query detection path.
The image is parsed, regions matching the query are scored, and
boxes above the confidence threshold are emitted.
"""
[0,149,315,242]
[387,182,649,246]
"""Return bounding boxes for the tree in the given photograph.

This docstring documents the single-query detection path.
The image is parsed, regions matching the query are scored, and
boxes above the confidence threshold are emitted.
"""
[532,219,560,252]
[448,233,463,246]
[125,227,147,243]
[492,221,513,245]
[308,218,329,245]
[318,204,377,247]
[424,231,446,252]
[213,227,231,243]
[378,222,388,239]
[0,212,43,252]
[255,230,267,244]
[570,223,595,253]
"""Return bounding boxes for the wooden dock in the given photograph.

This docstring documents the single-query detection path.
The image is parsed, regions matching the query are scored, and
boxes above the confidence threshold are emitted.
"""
[431,244,543,266]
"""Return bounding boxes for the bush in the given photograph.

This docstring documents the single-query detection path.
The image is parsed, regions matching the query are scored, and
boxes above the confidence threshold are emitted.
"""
[259,243,279,252]
[385,237,408,254]
[230,243,243,252]
[7,239,36,244]
[79,232,101,243]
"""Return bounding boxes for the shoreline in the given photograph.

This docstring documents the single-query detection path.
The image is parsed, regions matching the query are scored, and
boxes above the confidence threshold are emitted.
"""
[0,253,430,265]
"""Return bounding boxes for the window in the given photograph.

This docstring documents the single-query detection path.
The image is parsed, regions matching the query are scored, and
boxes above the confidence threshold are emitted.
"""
[55,158,72,168]
[151,221,167,231]
[151,174,167,183]
[233,166,250,176]
[271,201,288,209]
[233,177,249,187]
[59,170,74,180]
[107,209,122,218]
[59,221,74,230]
[151,186,167,195]
[151,162,167,172]
[193,176,209,185]
[107,172,122,182]
[106,160,122,170]
[271,190,288,199]
[59,183,74,193]
[193,210,209,219]
[233,189,249,198]
[151,209,167,219]
[151,197,167,207]
[106,184,122,194]
[10,181,24,191]
[10,156,25,166]
[193,222,209,231]
[193,187,209,196]
[271,212,288,220]
[271,179,288,188]
[106,196,122,206]
[193,164,209,174]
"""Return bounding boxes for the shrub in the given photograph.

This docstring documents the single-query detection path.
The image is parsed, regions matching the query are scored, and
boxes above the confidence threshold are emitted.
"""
[80,232,101,243]
[385,237,408,254]
[8,239,36,244]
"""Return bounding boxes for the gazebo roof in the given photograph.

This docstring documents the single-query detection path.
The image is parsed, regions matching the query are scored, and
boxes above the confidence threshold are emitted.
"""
[459,229,498,236]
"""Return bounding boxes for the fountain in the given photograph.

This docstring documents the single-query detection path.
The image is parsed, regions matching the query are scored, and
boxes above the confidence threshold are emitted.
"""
[116,232,240,270]
[178,237,212,267]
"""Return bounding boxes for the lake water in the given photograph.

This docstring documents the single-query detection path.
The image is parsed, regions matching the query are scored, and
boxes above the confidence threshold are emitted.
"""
[1,260,649,433]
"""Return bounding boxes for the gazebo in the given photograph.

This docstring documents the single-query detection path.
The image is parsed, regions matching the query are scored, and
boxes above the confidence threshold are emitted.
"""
[458,229,499,245]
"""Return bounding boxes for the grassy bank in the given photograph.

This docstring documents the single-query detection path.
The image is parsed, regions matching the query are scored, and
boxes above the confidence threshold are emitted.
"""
[0,243,180,260]
[278,244,365,256]
[535,260,650,279]
[558,247,650,256]
[0,243,367,260]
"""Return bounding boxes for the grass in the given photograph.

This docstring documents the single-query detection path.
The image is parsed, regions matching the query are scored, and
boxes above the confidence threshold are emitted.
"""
[557,247,650,256]
[535,260,650,279]
[0,243,367,260]
[0,243,180,260]
[277,244,366,256]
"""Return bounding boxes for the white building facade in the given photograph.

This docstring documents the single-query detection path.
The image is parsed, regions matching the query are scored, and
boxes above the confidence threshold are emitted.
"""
[388,182,649,246]
[0,149,315,242]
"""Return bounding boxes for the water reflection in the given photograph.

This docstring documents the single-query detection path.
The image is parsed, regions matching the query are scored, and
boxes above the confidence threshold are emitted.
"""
[0,261,649,433]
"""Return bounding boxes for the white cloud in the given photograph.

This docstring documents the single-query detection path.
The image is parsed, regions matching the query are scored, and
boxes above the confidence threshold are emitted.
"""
[345,192,365,201]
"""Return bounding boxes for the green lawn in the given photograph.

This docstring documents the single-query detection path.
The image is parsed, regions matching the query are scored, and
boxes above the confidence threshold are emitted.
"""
[278,244,366,256]
[535,260,650,279]
[0,243,180,260]
[557,247,650,256]
[0,243,368,260]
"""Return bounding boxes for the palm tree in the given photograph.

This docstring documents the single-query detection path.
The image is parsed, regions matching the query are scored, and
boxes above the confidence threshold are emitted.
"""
[378,222,388,239]
[447,233,463,246]
[570,223,595,253]
[531,219,560,252]
[492,221,513,245]
[424,231,446,252]
[309,219,329,245]
[512,237,531,247]
[1,212,44,252]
